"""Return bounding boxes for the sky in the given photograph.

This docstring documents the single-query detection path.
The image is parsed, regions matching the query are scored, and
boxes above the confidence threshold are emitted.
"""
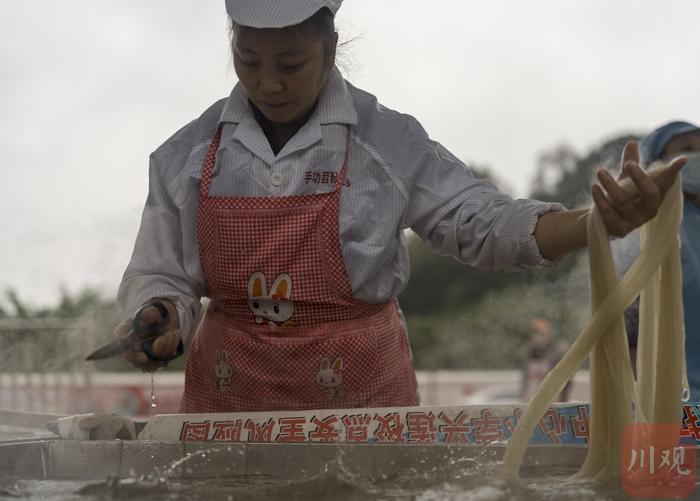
[1,0,699,308]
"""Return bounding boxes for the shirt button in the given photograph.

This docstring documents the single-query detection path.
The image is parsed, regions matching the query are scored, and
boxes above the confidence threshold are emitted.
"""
[271,172,283,187]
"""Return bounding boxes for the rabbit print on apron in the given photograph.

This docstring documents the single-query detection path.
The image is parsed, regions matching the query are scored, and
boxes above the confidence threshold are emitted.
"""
[247,272,297,328]
[181,126,419,412]
[214,350,233,391]
[317,357,345,400]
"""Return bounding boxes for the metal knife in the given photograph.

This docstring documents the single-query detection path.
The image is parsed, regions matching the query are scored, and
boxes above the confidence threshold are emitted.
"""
[85,302,170,361]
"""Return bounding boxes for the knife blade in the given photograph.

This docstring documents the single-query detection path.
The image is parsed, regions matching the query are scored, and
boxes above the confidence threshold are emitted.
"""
[85,302,170,361]
[85,330,159,360]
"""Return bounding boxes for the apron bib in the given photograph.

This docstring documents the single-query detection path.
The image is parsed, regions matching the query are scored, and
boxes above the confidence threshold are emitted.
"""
[181,127,419,412]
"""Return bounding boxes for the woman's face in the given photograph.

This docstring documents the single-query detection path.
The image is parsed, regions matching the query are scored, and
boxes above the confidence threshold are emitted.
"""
[233,24,336,125]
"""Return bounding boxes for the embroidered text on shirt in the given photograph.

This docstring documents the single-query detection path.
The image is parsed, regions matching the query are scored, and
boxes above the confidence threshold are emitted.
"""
[304,170,352,187]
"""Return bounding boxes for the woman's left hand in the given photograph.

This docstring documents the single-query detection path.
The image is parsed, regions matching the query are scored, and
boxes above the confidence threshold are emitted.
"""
[592,141,686,238]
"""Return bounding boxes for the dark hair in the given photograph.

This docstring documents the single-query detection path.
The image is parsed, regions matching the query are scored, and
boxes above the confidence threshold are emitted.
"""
[305,8,336,59]
[230,7,337,63]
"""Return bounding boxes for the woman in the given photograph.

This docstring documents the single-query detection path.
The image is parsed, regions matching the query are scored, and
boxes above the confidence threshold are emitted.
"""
[116,0,685,413]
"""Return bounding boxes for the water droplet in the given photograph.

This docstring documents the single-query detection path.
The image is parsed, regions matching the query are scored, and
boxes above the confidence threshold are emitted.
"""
[151,373,157,408]
[682,386,691,402]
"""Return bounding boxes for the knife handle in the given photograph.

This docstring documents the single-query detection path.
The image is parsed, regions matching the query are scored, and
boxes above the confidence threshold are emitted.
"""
[134,301,183,365]
[132,301,171,338]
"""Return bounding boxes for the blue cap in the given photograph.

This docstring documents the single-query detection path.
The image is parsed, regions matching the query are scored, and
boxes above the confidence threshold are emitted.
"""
[639,121,700,167]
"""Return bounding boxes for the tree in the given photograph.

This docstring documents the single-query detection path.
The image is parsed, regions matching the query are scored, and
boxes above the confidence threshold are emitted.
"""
[399,235,522,316]
[5,289,29,319]
[529,143,578,198]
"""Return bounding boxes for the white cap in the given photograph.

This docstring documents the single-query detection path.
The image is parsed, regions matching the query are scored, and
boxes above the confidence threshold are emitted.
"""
[225,0,343,29]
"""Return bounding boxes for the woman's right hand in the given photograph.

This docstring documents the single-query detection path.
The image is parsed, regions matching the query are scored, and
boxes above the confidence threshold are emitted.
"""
[113,299,182,372]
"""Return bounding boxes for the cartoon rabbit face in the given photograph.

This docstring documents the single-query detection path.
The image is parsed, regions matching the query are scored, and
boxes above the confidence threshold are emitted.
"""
[316,357,343,388]
[247,272,294,325]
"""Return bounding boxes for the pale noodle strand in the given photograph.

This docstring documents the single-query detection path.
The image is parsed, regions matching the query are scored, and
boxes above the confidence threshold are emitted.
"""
[502,165,685,480]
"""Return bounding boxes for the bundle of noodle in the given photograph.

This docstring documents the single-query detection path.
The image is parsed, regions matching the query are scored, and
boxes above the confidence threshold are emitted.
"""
[502,163,686,480]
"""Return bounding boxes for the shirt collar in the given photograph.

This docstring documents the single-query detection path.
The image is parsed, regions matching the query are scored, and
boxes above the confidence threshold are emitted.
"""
[219,66,357,126]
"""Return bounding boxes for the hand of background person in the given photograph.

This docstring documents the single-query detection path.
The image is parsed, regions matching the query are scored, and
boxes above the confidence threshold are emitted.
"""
[592,141,686,238]
[113,299,181,372]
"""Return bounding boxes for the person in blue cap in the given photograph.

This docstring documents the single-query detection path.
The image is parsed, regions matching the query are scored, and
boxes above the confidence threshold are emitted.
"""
[613,120,700,397]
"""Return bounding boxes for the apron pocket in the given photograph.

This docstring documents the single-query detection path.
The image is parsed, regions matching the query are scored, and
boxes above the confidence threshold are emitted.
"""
[201,317,382,410]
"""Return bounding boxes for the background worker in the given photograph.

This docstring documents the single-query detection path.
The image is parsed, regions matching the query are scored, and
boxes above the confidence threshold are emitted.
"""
[613,120,700,393]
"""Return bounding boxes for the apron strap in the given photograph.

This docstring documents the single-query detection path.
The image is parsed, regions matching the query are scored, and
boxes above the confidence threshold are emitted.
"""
[199,126,223,200]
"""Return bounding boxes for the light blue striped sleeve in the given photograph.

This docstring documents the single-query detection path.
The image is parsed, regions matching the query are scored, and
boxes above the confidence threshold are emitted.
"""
[396,123,565,271]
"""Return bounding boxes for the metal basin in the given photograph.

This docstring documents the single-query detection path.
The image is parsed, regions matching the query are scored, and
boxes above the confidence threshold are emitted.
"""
[0,439,586,480]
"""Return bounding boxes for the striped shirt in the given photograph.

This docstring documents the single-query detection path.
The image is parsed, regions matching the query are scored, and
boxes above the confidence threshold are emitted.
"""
[118,67,564,341]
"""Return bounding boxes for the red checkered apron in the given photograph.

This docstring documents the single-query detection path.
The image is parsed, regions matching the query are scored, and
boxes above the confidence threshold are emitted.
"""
[181,126,419,412]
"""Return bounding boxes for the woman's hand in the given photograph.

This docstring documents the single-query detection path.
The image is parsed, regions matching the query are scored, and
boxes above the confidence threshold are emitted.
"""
[592,141,686,238]
[113,299,181,372]
[534,142,685,260]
